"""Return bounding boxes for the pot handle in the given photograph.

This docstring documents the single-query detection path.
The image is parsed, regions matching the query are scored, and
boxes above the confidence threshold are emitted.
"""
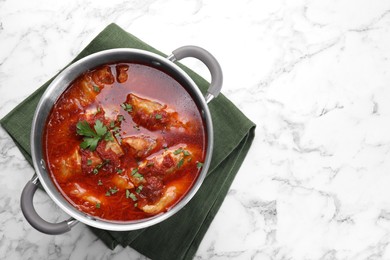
[20,174,78,235]
[168,46,223,103]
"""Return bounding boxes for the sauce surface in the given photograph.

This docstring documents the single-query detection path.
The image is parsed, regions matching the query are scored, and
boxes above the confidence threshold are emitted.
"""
[43,63,206,221]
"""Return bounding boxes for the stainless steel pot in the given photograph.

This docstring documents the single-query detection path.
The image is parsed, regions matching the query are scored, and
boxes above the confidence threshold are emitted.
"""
[20,46,223,234]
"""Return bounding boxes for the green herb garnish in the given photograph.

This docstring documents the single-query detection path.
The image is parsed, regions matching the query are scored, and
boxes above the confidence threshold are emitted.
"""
[97,179,103,186]
[93,85,100,93]
[109,187,118,194]
[136,185,143,194]
[76,120,108,151]
[121,102,133,112]
[134,173,144,181]
[155,114,162,120]
[177,158,184,168]
[196,162,204,169]
[92,159,110,175]
[87,159,92,166]
[173,148,183,155]
[95,203,101,209]
[128,192,138,201]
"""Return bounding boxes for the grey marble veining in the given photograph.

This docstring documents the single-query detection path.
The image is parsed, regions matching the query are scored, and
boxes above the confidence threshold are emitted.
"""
[1,0,390,259]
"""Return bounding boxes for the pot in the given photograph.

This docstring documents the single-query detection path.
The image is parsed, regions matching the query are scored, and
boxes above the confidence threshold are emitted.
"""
[20,46,222,234]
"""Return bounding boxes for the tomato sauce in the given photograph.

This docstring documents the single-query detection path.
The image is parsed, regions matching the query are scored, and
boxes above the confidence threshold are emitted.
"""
[43,63,206,221]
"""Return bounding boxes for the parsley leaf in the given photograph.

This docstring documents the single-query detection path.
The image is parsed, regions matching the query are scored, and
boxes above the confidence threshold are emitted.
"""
[108,187,118,195]
[131,169,144,181]
[155,114,162,120]
[117,115,124,122]
[196,162,204,169]
[76,120,97,138]
[173,148,183,155]
[76,120,108,151]
[136,185,143,194]
[94,120,107,136]
[126,191,137,201]
[80,137,99,151]
[121,102,133,112]
[177,158,184,168]
[93,85,100,93]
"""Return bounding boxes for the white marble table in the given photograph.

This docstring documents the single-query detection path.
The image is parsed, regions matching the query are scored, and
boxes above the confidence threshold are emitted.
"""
[1,0,390,259]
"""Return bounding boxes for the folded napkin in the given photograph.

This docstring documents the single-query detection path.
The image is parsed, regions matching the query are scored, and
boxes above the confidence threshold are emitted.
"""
[1,23,255,260]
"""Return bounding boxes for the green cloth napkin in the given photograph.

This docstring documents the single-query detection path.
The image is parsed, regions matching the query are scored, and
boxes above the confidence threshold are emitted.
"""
[1,23,255,260]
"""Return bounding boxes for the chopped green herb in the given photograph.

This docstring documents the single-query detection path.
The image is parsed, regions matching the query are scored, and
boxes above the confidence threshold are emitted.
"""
[93,85,100,92]
[129,192,137,201]
[112,126,120,133]
[196,162,204,169]
[125,190,138,201]
[105,191,111,196]
[173,148,183,155]
[177,158,184,168]
[136,185,143,194]
[109,187,118,194]
[87,159,92,166]
[116,168,123,174]
[95,203,101,209]
[133,173,144,181]
[134,203,138,207]
[110,121,115,128]
[92,159,109,175]
[131,168,138,175]
[97,179,103,186]
[121,102,133,112]
[117,115,124,122]
[155,114,162,120]
[183,150,191,156]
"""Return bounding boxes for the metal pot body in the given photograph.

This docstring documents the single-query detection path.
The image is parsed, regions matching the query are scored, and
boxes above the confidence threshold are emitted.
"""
[21,46,223,234]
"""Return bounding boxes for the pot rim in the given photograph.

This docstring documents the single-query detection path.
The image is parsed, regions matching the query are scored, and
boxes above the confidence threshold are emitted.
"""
[30,48,214,231]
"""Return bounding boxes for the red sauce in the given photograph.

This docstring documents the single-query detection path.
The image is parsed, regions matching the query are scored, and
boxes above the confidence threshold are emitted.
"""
[43,63,206,221]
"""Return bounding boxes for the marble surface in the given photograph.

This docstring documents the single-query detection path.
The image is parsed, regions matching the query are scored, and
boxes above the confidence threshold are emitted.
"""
[1,0,390,259]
